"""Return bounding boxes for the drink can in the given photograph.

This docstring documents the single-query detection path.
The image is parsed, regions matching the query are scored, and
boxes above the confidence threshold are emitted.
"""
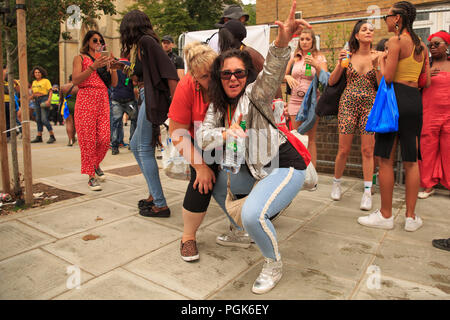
[0,193,12,202]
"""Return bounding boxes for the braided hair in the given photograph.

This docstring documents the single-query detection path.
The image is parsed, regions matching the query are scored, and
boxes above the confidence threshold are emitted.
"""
[392,1,423,55]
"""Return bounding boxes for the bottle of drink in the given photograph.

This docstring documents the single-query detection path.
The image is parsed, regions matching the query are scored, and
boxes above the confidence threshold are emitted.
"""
[341,42,350,68]
[305,52,312,76]
[221,120,246,174]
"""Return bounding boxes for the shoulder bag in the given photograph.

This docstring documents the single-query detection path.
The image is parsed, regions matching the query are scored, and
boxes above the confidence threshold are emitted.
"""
[315,70,347,117]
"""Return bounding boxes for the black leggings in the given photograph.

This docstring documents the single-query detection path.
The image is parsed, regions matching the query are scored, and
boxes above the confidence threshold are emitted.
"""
[182,163,219,213]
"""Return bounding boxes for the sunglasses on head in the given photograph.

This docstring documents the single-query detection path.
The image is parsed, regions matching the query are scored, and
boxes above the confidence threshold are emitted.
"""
[220,69,248,80]
[427,41,445,48]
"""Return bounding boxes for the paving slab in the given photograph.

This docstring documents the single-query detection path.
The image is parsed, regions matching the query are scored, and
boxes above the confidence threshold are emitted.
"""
[303,206,388,243]
[0,220,56,261]
[53,268,187,300]
[124,229,262,300]
[280,229,378,282]
[413,194,450,223]
[0,249,94,300]
[106,186,185,209]
[0,183,87,224]
[19,198,137,239]
[38,172,88,188]
[209,261,356,300]
[138,200,225,233]
[282,196,330,221]
[371,238,450,291]
[386,215,450,248]
[102,173,149,188]
[43,216,180,276]
[352,274,450,300]
[59,179,136,198]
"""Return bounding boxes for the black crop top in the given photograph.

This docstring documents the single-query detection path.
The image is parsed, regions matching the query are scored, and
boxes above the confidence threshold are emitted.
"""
[133,57,143,82]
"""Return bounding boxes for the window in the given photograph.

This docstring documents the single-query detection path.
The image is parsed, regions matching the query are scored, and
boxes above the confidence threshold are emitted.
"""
[416,12,430,21]
[414,27,431,43]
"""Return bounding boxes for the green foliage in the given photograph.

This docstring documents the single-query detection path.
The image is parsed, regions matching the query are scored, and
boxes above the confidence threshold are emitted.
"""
[324,23,351,72]
[242,4,256,26]
[2,0,116,84]
[123,0,243,44]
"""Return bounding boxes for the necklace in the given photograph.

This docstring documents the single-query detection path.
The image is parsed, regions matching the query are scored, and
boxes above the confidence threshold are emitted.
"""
[227,104,237,128]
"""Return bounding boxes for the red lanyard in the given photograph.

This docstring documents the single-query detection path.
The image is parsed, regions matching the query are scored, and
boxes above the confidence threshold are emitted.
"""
[227,105,236,128]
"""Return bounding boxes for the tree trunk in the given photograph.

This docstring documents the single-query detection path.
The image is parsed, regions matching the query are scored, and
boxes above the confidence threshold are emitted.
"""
[6,27,22,197]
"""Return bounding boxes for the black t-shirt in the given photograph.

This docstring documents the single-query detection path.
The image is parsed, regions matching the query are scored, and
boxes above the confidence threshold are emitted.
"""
[168,51,184,70]
[265,141,306,171]
[133,58,143,82]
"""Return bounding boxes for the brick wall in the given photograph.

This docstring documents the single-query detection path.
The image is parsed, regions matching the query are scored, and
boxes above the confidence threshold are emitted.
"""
[257,0,441,178]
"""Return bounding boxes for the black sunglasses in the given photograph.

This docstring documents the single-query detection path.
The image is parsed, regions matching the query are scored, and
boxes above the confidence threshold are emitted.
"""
[427,41,445,48]
[383,14,397,21]
[220,69,248,80]
[92,38,105,45]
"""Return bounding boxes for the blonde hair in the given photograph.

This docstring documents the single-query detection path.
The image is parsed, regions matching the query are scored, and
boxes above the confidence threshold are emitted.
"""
[183,42,217,77]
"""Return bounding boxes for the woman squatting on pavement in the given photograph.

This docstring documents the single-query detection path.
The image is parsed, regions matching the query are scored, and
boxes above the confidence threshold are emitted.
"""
[197,0,312,294]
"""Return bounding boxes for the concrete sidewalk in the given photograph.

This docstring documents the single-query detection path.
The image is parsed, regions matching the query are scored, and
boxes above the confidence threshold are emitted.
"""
[1,124,449,300]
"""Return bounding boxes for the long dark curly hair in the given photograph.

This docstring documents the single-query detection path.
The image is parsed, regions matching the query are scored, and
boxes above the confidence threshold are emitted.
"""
[208,49,256,115]
[29,66,48,80]
[392,1,423,55]
[120,10,160,57]
[348,20,373,53]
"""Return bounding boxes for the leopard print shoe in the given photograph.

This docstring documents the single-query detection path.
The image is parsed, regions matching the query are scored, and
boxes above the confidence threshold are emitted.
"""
[180,240,199,262]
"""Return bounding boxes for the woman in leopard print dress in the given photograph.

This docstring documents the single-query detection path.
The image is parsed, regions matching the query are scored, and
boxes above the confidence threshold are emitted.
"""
[328,20,381,211]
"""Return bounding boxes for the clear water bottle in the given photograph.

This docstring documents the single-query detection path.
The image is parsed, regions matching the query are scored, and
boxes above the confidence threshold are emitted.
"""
[221,121,246,174]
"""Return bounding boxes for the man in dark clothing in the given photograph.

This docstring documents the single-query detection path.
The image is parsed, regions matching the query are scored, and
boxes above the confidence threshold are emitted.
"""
[161,35,185,80]
[206,4,250,53]
[110,54,137,155]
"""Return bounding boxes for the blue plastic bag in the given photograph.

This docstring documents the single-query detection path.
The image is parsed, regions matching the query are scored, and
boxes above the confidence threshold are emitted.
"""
[365,77,399,133]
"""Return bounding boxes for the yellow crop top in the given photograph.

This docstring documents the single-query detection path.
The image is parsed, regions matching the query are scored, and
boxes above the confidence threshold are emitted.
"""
[393,47,424,82]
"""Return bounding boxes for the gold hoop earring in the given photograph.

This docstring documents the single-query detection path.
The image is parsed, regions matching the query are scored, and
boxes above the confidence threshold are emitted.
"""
[195,81,200,92]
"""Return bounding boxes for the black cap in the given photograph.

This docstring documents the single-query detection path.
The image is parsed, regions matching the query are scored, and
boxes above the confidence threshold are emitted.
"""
[222,20,247,42]
[216,4,249,26]
[161,35,174,43]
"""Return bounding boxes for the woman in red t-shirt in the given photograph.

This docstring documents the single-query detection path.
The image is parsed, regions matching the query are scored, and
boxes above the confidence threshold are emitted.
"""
[168,42,222,262]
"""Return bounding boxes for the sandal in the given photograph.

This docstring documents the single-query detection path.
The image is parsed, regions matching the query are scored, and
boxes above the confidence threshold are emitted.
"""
[432,238,450,252]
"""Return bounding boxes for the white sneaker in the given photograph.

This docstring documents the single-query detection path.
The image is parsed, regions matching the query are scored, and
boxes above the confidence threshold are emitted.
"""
[252,258,283,294]
[404,215,423,232]
[360,191,372,211]
[331,181,342,201]
[418,189,435,199]
[357,209,394,230]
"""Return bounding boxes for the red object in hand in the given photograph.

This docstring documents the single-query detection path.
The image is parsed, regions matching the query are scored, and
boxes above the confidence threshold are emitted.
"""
[94,52,101,59]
